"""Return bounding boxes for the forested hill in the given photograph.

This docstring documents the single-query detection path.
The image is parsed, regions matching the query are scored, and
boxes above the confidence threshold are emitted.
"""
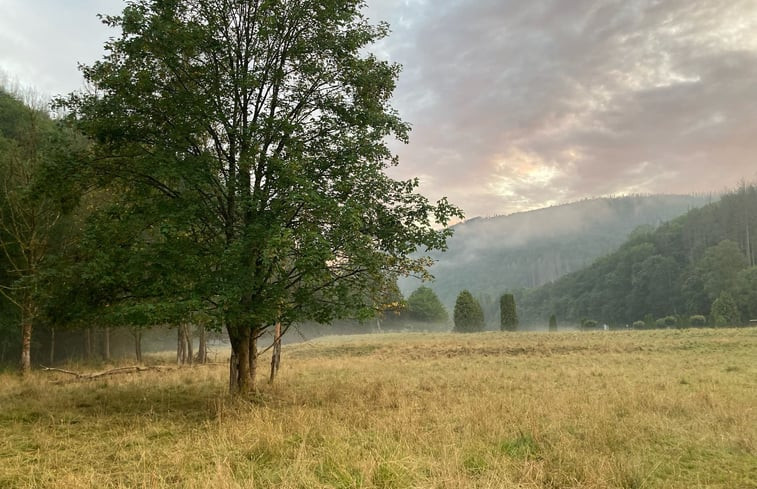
[401,194,713,318]
[519,185,757,326]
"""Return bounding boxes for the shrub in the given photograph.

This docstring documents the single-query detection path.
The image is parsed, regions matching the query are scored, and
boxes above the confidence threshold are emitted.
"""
[689,315,707,327]
[632,320,646,329]
[711,292,740,326]
[582,319,598,328]
[548,314,557,332]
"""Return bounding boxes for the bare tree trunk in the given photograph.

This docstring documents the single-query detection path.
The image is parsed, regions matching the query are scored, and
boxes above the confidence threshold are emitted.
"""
[134,329,143,363]
[269,321,281,383]
[197,327,207,364]
[185,324,193,366]
[177,325,185,364]
[20,318,32,375]
[103,327,111,362]
[85,327,93,361]
[49,327,55,366]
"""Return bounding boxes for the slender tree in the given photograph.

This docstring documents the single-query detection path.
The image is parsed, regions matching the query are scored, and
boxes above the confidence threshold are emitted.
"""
[548,314,557,332]
[62,0,461,393]
[500,293,518,331]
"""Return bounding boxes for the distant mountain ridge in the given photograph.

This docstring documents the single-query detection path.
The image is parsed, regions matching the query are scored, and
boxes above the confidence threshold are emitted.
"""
[518,185,757,326]
[402,194,715,324]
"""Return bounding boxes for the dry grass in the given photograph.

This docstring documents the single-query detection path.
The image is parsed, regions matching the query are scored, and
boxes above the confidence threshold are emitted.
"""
[0,328,755,488]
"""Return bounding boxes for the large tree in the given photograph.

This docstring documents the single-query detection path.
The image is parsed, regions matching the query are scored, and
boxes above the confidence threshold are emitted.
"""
[62,0,461,393]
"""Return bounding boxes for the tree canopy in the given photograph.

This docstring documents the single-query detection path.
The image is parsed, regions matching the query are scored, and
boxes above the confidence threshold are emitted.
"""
[60,0,461,392]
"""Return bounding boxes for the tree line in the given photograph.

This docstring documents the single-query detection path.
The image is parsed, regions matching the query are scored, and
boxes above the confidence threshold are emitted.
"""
[518,184,757,327]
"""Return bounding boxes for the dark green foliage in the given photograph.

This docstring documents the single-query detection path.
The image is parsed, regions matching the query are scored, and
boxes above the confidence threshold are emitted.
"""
[711,292,740,326]
[632,320,646,329]
[499,293,518,331]
[453,290,484,333]
[405,286,448,323]
[582,319,598,328]
[689,315,707,327]
[519,185,757,325]
[548,314,557,332]
[60,0,462,390]
[0,87,86,370]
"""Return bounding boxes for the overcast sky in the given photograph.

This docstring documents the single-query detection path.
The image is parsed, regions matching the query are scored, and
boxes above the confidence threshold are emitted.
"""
[1,0,756,218]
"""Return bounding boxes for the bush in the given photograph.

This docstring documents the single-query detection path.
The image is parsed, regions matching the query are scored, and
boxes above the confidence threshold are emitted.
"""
[453,290,485,333]
[632,320,646,329]
[548,314,557,332]
[664,316,677,327]
[689,315,707,327]
[582,319,598,328]
[711,292,740,326]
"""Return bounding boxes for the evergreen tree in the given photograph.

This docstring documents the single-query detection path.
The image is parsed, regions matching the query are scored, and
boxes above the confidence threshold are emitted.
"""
[500,293,518,331]
[453,290,484,332]
[548,314,557,332]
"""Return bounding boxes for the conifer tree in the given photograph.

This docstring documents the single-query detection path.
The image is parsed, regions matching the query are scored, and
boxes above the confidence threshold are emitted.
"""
[453,290,484,332]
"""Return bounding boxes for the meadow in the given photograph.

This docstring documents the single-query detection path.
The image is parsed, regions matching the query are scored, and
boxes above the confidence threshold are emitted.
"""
[0,328,755,488]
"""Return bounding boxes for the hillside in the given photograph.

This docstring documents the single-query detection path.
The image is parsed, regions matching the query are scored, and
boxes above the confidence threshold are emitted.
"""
[519,184,757,326]
[402,194,713,322]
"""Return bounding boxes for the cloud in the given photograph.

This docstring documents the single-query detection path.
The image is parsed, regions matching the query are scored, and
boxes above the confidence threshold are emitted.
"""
[375,0,757,217]
[0,0,123,96]
[1,0,756,218]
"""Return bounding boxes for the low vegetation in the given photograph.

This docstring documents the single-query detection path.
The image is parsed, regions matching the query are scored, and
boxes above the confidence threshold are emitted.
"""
[1,328,754,488]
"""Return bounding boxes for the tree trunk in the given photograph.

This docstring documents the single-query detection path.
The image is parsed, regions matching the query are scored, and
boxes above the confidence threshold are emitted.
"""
[134,329,143,363]
[103,327,111,362]
[250,332,258,385]
[49,327,55,366]
[85,327,92,360]
[227,323,255,394]
[269,321,281,383]
[197,327,207,364]
[177,325,186,364]
[185,324,193,366]
[20,318,32,375]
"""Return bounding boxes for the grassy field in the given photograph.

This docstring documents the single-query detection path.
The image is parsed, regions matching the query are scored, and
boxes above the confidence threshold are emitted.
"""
[0,328,755,488]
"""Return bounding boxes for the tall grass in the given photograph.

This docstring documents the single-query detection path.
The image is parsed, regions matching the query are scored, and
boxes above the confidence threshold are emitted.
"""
[0,328,755,488]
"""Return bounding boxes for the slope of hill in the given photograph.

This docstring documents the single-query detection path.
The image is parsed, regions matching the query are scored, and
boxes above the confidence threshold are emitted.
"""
[401,194,714,323]
[519,185,757,326]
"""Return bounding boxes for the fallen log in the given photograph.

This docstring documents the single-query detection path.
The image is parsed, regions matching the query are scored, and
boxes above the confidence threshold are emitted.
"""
[40,365,168,381]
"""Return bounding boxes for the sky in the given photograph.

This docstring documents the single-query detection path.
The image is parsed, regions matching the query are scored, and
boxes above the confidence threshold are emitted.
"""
[1,0,756,218]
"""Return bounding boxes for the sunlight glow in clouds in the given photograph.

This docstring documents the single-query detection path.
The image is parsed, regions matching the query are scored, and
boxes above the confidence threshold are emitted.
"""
[1,0,757,218]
